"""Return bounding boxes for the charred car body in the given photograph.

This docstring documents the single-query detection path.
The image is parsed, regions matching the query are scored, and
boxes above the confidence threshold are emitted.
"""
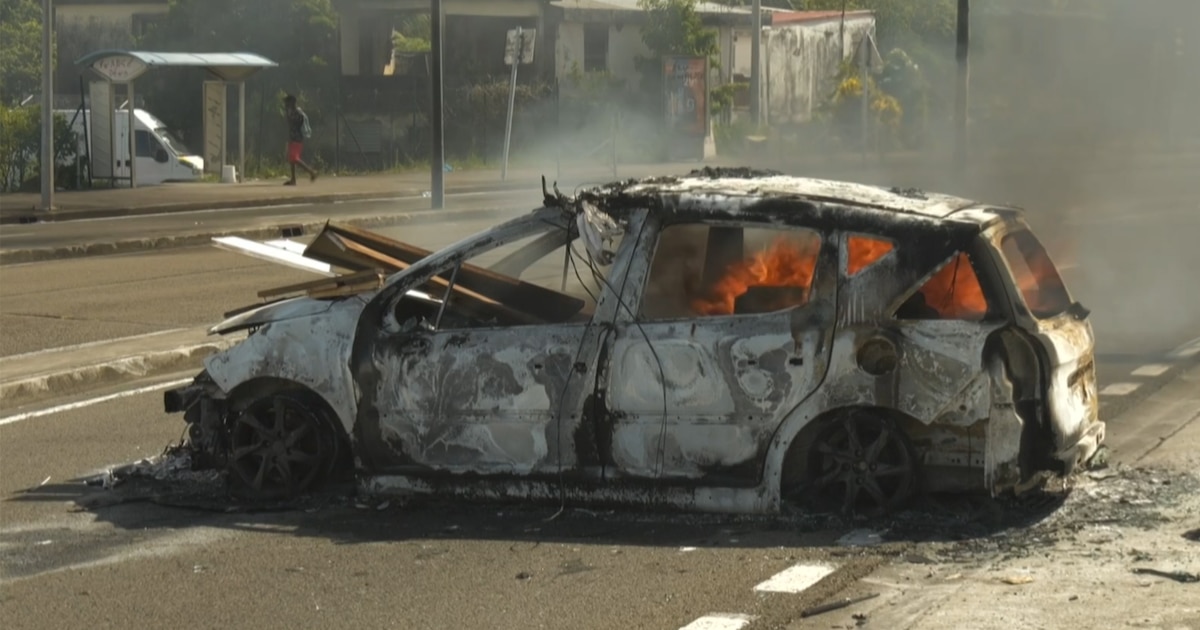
[165,169,1105,514]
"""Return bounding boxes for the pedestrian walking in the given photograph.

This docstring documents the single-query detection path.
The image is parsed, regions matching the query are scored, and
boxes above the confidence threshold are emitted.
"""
[283,94,318,185]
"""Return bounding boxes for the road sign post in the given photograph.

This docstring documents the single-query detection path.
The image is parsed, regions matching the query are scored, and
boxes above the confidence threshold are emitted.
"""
[501,27,535,182]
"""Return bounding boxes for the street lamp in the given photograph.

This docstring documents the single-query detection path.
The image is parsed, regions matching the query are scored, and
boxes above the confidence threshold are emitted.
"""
[41,0,54,211]
[953,0,970,174]
[429,0,445,209]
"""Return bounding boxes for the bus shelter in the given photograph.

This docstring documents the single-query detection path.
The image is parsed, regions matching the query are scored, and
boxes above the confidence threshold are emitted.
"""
[76,50,277,187]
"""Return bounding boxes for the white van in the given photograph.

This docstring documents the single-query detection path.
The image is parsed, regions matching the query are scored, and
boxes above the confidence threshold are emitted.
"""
[57,108,205,186]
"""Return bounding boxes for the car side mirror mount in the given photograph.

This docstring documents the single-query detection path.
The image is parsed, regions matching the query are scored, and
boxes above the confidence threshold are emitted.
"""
[1068,301,1090,321]
[154,148,169,163]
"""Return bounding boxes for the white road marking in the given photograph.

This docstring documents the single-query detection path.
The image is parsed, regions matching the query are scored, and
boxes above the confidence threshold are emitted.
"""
[1132,364,1172,378]
[0,328,188,362]
[679,613,754,630]
[1100,382,1141,397]
[753,562,837,594]
[0,378,191,427]
[1169,337,1200,359]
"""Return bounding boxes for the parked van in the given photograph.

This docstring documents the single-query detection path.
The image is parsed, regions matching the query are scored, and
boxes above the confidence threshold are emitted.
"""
[57,108,204,186]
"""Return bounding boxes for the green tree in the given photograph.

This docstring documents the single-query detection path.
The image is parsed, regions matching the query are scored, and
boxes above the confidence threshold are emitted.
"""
[391,13,431,52]
[636,0,720,66]
[135,0,339,173]
[634,0,721,110]
[0,0,44,105]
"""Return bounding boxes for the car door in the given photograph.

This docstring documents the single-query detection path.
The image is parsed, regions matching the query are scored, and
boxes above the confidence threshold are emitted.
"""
[596,217,837,485]
[350,209,632,478]
[832,230,1005,469]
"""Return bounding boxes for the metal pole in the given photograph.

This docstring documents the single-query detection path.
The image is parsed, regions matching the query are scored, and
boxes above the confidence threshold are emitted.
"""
[860,37,869,162]
[750,0,762,126]
[238,82,245,183]
[501,26,522,182]
[429,0,445,209]
[954,0,970,175]
[128,82,137,188]
[611,108,617,178]
[40,0,54,210]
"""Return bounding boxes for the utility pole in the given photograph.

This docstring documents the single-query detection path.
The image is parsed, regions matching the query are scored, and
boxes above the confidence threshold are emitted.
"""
[953,0,970,176]
[750,0,762,126]
[40,0,54,211]
[429,0,445,209]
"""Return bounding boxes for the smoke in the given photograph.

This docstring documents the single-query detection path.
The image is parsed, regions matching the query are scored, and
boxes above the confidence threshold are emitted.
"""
[729,1,1200,355]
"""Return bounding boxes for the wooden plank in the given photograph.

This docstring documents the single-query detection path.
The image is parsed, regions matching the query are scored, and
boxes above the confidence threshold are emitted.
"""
[258,268,385,300]
[333,235,542,326]
[307,279,385,299]
[309,222,586,323]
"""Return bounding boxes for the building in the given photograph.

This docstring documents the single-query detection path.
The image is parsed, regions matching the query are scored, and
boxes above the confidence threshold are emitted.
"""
[54,0,168,100]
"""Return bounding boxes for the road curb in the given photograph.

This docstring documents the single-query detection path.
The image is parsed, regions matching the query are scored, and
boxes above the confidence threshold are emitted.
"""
[0,180,538,226]
[0,339,237,411]
[0,206,524,265]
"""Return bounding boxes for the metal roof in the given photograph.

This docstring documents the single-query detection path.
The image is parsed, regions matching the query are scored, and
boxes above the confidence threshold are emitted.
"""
[613,173,992,221]
[76,50,277,81]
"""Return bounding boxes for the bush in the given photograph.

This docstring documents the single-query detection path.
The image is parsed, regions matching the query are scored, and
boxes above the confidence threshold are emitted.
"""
[0,105,78,192]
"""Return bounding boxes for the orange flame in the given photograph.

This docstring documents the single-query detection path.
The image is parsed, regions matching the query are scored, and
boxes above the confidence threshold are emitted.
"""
[691,237,820,316]
[847,236,895,276]
[918,253,988,320]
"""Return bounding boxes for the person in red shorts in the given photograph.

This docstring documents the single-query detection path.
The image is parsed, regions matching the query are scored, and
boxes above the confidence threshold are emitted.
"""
[283,94,318,185]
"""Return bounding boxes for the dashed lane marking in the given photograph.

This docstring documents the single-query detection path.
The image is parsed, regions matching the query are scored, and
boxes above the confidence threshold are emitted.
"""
[678,613,755,630]
[1100,383,1141,397]
[1132,364,1172,378]
[753,562,837,594]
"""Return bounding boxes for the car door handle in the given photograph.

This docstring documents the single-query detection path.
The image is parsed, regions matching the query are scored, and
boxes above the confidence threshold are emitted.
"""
[788,357,804,366]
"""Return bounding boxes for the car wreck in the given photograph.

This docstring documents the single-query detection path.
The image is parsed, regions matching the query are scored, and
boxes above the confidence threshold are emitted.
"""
[164,168,1106,515]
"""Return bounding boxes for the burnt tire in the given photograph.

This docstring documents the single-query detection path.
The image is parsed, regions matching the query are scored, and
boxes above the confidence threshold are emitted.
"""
[805,409,919,517]
[226,391,342,500]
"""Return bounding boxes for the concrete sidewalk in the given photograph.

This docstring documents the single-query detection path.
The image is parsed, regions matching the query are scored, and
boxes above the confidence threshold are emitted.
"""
[5,147,1200,226]
[0,161,713,225]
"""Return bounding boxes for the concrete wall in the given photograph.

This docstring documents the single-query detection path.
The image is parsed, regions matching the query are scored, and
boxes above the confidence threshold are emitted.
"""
[762,16,873,125]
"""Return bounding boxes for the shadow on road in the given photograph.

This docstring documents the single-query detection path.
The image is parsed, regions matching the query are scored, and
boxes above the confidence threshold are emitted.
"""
[4,470,1067,554]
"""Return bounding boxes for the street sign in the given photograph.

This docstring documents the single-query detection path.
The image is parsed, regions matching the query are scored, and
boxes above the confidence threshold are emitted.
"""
[504,28,536,65]
[92,56,149,83]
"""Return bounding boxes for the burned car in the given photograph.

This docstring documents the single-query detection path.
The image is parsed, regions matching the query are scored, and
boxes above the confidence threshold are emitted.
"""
[165,169,1105,515]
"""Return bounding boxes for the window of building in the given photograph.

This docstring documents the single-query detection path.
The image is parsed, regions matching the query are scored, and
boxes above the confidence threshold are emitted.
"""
[640,223,823,321]
[583,23,609,72]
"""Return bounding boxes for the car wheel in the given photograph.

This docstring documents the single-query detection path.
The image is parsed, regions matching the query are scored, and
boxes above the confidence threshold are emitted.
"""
[806,409,919,516]
[227,392,339,499]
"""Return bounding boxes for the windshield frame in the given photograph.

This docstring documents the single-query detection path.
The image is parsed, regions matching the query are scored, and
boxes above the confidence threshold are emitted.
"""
[154,127,194,157]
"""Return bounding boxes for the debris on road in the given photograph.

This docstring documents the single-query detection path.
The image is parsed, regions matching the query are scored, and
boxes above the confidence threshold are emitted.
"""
[1131,568,1200,583]
[799,592,880,618]
[838,529,884,547]
[1000,574,1035,585]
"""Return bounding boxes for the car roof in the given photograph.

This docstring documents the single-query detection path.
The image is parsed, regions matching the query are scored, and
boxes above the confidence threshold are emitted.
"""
[590,168,1011,225]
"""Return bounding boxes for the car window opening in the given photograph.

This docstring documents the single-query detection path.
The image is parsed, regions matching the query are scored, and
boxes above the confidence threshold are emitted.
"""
[641,224,822,320]
[395,224,621,332]
[1000,230,1072,319]
[846,234,895,276]
[896,252,988,321]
